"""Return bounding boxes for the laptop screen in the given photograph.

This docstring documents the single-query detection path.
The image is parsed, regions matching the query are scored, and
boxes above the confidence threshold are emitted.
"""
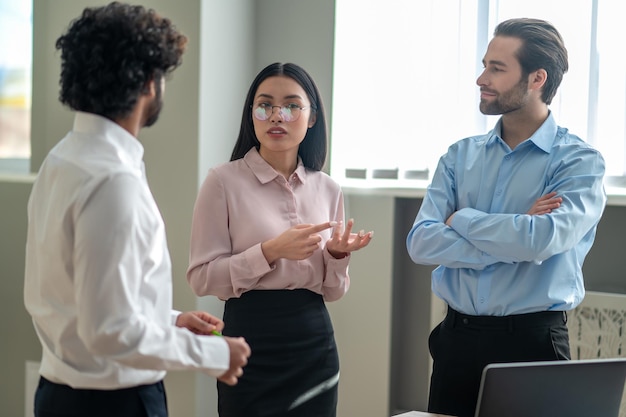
[475,358,626,417]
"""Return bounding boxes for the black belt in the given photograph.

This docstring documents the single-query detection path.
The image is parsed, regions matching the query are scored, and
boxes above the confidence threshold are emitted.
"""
[444,306,567,331]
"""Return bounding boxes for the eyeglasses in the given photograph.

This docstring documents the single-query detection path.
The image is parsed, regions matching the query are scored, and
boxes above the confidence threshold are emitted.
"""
[252,103,311,122]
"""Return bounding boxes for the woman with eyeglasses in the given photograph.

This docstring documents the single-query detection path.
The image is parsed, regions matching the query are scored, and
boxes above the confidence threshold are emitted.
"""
[186,62,373,417]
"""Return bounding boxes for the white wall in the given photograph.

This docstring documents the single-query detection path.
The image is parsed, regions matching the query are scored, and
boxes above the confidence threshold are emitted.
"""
[194,1,255,415]
[328,195,395,416]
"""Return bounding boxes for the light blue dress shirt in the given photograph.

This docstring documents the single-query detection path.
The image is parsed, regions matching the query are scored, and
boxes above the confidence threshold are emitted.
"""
[406,113,606,316]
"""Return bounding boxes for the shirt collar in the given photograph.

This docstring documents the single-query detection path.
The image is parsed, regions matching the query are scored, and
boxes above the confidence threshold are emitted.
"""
[72,111,145,168]
[243,147,307,184]
[488,111,558,153]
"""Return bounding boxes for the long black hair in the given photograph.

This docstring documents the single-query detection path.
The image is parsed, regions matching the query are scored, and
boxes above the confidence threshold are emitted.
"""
[230,62,328,171]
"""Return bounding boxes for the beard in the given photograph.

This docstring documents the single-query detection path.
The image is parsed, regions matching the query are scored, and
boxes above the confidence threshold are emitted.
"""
[479,76,529,115]
[144,80,163,128]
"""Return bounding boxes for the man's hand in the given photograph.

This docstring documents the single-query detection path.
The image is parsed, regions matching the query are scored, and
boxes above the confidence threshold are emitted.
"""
[218,336,251,386]
[445,212,456,226]
[175,311,224,335]
[528,191,562,215]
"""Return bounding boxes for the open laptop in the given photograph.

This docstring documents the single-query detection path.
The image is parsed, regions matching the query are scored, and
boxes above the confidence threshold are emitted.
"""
[475,358,626,417]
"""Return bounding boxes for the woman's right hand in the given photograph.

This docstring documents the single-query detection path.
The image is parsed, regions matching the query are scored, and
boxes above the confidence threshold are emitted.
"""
[261,221,336,264]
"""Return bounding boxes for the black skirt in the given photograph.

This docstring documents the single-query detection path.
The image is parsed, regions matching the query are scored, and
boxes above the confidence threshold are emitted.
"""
[217,289,339,417]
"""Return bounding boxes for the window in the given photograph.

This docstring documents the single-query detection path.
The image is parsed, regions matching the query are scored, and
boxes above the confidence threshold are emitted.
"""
[331,0,626,188]
[0,0,32,173]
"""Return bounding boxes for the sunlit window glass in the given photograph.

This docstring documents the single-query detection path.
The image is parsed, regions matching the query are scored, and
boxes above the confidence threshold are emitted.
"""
[0,0,32,160]
[332,0,626,186]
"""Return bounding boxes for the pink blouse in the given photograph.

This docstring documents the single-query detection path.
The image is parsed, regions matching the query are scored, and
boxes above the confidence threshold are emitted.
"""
[187,148,350,301]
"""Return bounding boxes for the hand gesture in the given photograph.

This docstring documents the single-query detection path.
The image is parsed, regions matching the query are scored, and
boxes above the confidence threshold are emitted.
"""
[326,218,373,259]
[261,221,336,264]
[217,336,251,386]
[175,311,224,335]
[527,191,562,215]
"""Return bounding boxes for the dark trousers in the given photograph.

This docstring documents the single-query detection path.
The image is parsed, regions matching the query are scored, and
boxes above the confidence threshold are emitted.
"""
[427,307,570,417]
[34,377,168,417]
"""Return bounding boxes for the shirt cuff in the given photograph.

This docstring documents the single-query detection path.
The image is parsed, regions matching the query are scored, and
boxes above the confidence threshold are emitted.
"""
[170,309,181,326]
[244,243,274,276]
[450,207,483,239]
[323,245,351,264]
[199,336,231,377]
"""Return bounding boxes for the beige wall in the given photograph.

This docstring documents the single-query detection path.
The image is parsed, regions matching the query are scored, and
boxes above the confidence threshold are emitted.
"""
[0,178,39,417]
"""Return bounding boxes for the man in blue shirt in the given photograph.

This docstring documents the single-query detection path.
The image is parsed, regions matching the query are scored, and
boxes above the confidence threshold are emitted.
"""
[406,18,606,417]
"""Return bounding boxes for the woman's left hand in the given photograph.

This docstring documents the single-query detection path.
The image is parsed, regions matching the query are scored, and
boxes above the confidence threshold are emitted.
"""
[326,218,373,259]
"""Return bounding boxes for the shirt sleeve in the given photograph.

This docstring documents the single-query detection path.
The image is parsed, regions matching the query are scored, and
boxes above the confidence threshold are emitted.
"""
[187,169,273,300]
[74,173,229,377]
[406,150,502,269]
[450,145,606,263]
[321,191,351,302]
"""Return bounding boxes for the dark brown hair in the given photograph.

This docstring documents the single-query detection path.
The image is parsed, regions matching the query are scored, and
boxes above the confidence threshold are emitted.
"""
[494,18,568,105]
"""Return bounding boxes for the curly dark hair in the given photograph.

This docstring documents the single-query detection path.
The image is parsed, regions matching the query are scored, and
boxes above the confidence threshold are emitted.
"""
[230,62,328,171]
[55,2,188,120]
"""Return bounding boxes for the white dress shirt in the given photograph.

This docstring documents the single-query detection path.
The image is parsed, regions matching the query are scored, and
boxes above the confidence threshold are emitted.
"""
[24,112,229,389]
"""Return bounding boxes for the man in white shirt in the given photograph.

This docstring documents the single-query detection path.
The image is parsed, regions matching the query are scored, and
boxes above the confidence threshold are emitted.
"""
[23,3,250,416]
